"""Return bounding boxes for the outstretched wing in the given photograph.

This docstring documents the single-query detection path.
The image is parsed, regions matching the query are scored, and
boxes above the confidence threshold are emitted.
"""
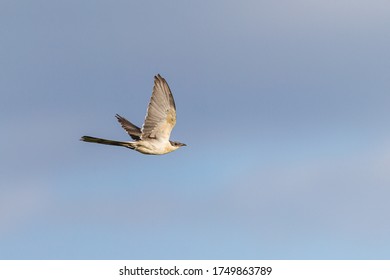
[115,114,141,140]
[141,74,176,142]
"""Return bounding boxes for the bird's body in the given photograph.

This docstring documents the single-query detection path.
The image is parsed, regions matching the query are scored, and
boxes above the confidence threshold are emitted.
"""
[81,74,186,155]
[81,135,182,155]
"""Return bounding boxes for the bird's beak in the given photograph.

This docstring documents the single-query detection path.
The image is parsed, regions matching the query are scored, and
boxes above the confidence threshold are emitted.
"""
[181,143,187,147]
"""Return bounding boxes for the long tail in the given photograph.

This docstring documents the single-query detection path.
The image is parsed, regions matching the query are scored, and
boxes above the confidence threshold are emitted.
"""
[80,136,134,149]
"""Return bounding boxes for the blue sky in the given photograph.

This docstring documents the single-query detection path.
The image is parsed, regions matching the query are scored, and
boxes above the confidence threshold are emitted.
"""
[1,0,390,259]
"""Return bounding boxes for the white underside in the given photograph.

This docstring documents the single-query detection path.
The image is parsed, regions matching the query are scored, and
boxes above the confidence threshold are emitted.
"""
[132,139,179,155]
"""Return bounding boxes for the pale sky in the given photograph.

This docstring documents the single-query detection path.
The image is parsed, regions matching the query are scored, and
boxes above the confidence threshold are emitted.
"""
[1,0,390,259]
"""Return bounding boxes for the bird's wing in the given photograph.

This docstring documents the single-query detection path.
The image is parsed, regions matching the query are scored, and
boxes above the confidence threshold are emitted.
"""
[141,74,176,142]
[115,114,141,140]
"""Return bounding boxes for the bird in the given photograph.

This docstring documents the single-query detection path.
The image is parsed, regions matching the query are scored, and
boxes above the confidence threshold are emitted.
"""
[80,74,186,155]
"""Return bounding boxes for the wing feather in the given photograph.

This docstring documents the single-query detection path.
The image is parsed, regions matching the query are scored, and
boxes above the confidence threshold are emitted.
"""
[115,114,142,140]
[141,74,176,142]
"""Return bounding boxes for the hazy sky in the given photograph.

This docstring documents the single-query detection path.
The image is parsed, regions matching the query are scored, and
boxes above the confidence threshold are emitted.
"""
[1,0,390,259]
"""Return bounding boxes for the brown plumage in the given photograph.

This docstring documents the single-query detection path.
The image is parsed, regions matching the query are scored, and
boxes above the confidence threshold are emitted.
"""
[81,74,186,155]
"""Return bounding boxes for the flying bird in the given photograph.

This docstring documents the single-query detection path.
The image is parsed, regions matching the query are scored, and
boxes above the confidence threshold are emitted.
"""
[81,74,186,155]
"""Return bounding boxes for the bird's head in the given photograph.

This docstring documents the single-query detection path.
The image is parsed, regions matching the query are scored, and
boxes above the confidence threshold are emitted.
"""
[169,140,187,150]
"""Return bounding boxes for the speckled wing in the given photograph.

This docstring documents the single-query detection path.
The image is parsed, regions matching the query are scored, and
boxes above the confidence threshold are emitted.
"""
[141,74,176,142]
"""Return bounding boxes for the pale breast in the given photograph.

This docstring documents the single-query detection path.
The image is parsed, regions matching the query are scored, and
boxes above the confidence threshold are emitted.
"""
[134,140,175,155]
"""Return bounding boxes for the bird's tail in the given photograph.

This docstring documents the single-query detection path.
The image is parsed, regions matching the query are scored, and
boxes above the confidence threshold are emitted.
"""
[80,136,134,149]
